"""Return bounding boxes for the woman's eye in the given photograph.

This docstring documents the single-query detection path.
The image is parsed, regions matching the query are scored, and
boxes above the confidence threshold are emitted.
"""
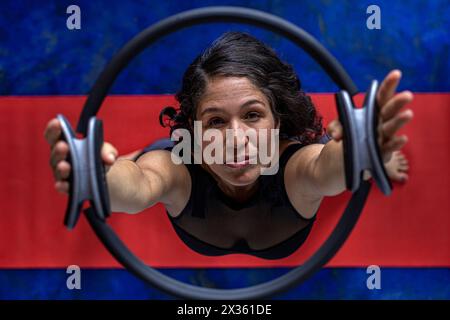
[245,112,260,120]
[207,117,225,127]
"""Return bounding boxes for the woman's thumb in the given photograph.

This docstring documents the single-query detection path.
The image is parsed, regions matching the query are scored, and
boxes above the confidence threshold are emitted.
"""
[101,142,118,166]
[327,119,343,141]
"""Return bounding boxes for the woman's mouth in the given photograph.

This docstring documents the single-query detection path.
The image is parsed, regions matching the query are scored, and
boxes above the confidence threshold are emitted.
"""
[224,156,255,169]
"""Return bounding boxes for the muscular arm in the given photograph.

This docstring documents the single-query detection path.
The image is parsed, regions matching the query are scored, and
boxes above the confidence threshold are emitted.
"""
[290,141,346,199]
[292,139,374,199]
[107,150,187,214]
[307,141,347,197]
[292,70,413,200]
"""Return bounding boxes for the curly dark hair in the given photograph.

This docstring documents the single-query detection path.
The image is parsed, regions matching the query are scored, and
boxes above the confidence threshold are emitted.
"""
[159,31,324,145]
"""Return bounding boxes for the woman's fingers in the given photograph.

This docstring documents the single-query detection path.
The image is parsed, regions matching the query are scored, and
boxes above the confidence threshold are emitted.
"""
[45,118,70,191]
[101,142,118,166]
[44,118,62,147]
[395,152,409,168]
[54,160,71,181]
[55,181,70,194]
[384,150,410,182]
[393,151,409,171]
[383,135,408,155]
[391,171,409,183]
[51,141,118,169]
[377,70,402,107]
[45,116,119,194]
[50,140,69,169]
[382,109,414,138]
[376,71,414,163]
[327,119,343,140]
[51,141,117,194]
[51,141,118,180]
[380,91,414,121]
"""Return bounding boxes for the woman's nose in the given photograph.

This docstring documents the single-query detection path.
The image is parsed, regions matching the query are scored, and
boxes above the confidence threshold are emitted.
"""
[228,120,249,145]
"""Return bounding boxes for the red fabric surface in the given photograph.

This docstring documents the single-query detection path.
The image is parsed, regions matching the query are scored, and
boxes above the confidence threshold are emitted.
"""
[0,94,448,268]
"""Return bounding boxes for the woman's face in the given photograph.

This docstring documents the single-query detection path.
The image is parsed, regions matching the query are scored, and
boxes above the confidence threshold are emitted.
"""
[195,76,280,187]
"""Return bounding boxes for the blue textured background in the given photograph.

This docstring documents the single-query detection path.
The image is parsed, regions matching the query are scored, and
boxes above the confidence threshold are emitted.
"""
[0,0,449,95]
[1,268,449,300]
[0,0,449,299]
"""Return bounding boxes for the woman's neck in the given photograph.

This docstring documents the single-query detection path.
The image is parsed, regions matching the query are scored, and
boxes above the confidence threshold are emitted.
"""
[217,179,260,203]
[200,162,260,202]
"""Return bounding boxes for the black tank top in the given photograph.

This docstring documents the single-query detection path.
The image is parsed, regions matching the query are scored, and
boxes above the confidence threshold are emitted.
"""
[167,143,317,260]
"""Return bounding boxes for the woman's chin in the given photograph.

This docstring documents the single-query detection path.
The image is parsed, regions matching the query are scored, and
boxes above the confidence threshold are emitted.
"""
[217,164,261,186]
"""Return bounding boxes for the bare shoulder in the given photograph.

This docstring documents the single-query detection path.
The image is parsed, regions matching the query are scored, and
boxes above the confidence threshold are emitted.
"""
[287,143,325,171]
[135,150,191,216]
[283,142,325,219]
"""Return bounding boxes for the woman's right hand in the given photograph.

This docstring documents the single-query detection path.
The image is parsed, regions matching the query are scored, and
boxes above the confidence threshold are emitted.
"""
[44,118,119,194]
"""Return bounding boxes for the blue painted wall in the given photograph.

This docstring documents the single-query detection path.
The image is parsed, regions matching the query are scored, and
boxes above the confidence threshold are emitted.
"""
[1,268,449,300]
[0,0,448,95]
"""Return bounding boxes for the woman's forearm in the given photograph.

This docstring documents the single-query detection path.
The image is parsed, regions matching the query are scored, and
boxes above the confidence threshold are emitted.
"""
[106,159,151,214]
[312,140,347,196]
[313,140,373,196]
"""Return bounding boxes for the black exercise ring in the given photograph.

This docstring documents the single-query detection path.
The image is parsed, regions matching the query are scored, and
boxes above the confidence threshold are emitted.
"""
[66,6,385,299]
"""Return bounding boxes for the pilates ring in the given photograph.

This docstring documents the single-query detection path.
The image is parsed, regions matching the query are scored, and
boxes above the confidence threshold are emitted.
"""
[57,6,392,299]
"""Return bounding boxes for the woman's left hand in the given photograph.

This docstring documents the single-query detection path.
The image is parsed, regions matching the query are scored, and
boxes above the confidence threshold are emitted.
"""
[327,69,414,163]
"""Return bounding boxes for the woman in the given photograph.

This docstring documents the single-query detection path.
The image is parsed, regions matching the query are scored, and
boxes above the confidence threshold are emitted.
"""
[45,32,413,259]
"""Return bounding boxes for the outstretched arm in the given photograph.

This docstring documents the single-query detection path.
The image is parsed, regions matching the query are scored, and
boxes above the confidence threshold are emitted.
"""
[109,150,187,214]
[44,116,184,215]
[293,70,414,197]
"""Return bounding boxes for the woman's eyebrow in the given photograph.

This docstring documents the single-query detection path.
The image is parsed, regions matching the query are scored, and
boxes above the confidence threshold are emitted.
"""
[200,107,224,117]
[240,99,265,109]
[200,99,265,117]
